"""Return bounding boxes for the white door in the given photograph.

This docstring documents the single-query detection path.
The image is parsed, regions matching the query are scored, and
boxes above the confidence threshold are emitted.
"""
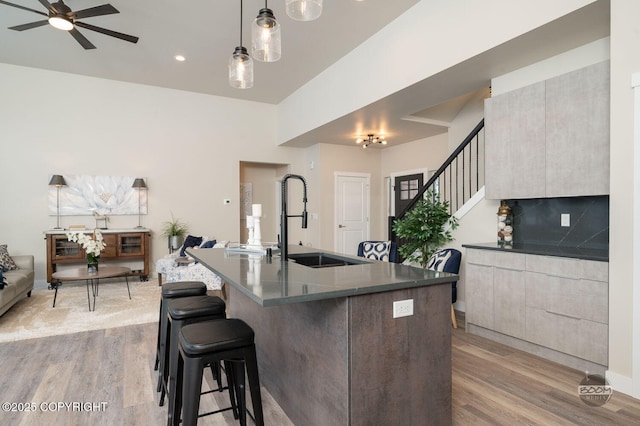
[335,174,370,255]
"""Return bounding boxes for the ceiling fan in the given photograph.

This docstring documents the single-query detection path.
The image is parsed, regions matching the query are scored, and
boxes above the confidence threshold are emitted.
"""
[0,0,139,49]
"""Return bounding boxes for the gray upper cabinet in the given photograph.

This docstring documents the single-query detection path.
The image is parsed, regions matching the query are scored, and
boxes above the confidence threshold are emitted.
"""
[485,61,610,200]
[546,61,610,197]
[485,82,546,199]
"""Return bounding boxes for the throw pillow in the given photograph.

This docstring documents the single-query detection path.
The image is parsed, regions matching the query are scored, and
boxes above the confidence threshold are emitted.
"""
[0,245,18,271]
[200,240,217,249]
[361,241,391,262]
[180,235,203,257]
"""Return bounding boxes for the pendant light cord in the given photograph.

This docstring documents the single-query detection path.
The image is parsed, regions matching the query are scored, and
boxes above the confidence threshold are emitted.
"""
[240,0,243,47]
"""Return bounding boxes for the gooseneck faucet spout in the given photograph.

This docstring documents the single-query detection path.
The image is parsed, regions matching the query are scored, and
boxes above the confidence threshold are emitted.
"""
[280,174,308,261]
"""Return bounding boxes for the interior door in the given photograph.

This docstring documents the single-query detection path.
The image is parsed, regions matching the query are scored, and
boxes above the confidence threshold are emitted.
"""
[335,174,370,255]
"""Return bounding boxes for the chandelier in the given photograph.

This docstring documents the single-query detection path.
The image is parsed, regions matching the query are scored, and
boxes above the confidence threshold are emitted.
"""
[356,134,387,149]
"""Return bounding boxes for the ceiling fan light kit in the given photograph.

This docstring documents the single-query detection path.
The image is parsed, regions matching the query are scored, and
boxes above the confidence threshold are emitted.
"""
[48,15,73,31]
[1,0,139,49]
[286,0,323,21]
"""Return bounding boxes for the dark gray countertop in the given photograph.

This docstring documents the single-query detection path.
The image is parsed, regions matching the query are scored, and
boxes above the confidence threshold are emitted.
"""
[462,242,608,262]
[187,245,458,307]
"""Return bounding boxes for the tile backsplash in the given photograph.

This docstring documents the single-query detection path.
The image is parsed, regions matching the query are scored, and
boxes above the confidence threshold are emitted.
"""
[508,196,609,250]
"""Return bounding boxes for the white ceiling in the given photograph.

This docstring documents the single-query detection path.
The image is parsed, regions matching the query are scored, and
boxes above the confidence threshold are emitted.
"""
[0,0,610,149]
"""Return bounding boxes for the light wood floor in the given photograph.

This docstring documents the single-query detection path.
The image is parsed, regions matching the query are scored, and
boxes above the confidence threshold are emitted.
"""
[1,314,639,425]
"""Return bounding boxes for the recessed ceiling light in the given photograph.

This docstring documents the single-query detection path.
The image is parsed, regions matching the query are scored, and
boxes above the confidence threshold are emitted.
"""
[174,55,186,62]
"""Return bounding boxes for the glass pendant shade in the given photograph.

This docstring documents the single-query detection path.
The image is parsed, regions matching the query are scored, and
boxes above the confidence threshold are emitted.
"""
[251,8,281,62]
[286,0,323,21]
[229,46,254,89]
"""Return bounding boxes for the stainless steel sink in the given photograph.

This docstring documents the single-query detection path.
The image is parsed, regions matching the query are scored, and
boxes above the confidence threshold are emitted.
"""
[288,252,368,268]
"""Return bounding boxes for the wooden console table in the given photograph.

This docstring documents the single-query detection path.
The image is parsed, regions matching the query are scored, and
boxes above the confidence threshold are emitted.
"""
[44,229,151,284]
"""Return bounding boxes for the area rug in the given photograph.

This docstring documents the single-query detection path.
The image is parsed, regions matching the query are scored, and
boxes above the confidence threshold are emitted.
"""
[0,277,161,342]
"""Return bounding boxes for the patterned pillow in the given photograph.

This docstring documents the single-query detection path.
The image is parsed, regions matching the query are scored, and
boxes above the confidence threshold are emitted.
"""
[426,250,453,272]
[362,241,391,262]
[0,245,18,271]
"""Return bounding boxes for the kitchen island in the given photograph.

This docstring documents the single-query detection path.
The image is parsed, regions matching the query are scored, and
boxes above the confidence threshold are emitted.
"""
[187,245,457,426]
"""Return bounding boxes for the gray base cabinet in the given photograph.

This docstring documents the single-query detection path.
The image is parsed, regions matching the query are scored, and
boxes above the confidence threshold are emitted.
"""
[465,248,608,367]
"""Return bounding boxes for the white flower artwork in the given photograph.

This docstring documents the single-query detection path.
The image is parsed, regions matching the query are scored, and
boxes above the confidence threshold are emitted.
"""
[48,175,147,216]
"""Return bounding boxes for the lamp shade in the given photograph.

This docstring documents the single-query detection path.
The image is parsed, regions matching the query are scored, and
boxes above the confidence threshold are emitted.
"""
[229,46,254,89]
[132,178,147,189]
[251,8,281,62]
[49,175,66,186]
[286,0,323,21]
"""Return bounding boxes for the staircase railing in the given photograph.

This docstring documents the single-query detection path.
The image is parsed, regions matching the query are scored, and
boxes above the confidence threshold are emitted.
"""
[389,119,485,241]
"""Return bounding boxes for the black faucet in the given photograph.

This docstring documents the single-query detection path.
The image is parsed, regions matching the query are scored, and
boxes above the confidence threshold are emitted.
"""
[280,174,308,261]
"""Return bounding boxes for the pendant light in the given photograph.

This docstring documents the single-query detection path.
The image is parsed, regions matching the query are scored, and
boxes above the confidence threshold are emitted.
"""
[285,0,323,21]
[229,0,254,89]
[251,1,281,62]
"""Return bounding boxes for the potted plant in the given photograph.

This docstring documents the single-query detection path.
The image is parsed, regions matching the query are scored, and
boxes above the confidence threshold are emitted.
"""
[161,214,189,252]
[392,190,459,268]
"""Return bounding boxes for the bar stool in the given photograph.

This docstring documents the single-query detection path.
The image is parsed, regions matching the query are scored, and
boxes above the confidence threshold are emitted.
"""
[172,319,264,426]
[161,295,227,416]
[154,281,207,393]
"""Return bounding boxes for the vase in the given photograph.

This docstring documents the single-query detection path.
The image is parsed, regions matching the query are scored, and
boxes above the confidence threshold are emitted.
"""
[497,200,513,246]
[87,254,100,274]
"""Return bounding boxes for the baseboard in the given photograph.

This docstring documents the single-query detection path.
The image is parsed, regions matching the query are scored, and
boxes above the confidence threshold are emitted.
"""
[467,323,607,376]
[606,370,639,398]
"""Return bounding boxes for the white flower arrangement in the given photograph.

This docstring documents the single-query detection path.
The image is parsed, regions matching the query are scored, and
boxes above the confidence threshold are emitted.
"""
[67,229,107,262]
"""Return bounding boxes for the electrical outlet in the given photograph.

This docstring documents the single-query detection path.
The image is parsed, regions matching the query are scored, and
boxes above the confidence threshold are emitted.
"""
[561,213,570,227]
[393,299,414,318]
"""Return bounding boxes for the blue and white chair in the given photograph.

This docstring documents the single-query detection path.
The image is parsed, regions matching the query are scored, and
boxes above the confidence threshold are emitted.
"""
[357,241,399,263]
[426,248,462,328]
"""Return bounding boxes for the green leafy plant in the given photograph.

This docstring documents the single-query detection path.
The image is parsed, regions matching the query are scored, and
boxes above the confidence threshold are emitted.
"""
[392,190,459,268]
[161,214,189,238]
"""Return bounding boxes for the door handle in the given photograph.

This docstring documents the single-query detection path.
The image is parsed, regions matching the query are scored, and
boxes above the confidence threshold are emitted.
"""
[338,224,346,228]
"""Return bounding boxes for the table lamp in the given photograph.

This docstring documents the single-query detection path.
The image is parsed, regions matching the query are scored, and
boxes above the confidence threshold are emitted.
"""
[132,178,147,228]
[48,174,66,229]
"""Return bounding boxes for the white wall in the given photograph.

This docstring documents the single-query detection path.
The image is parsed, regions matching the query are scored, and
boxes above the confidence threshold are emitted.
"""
[0,63,305,282]
[607,0,640,398]
[278,0,597,144]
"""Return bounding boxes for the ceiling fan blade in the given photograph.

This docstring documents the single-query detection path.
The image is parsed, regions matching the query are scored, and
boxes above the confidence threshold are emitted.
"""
[75,21,138,44]
[9,20,49,31]
[0,0,48,16]
[36,0,56,14]
[69,27,96,49]
[73,4,119,20]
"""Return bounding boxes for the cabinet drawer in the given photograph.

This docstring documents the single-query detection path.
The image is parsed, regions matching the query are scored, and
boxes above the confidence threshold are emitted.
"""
[581,260,608,282]
[466,249,525,270]
[465,249,495,266]
[526,254,580,277]
[526,307,607,365]
[525,272,608,324]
